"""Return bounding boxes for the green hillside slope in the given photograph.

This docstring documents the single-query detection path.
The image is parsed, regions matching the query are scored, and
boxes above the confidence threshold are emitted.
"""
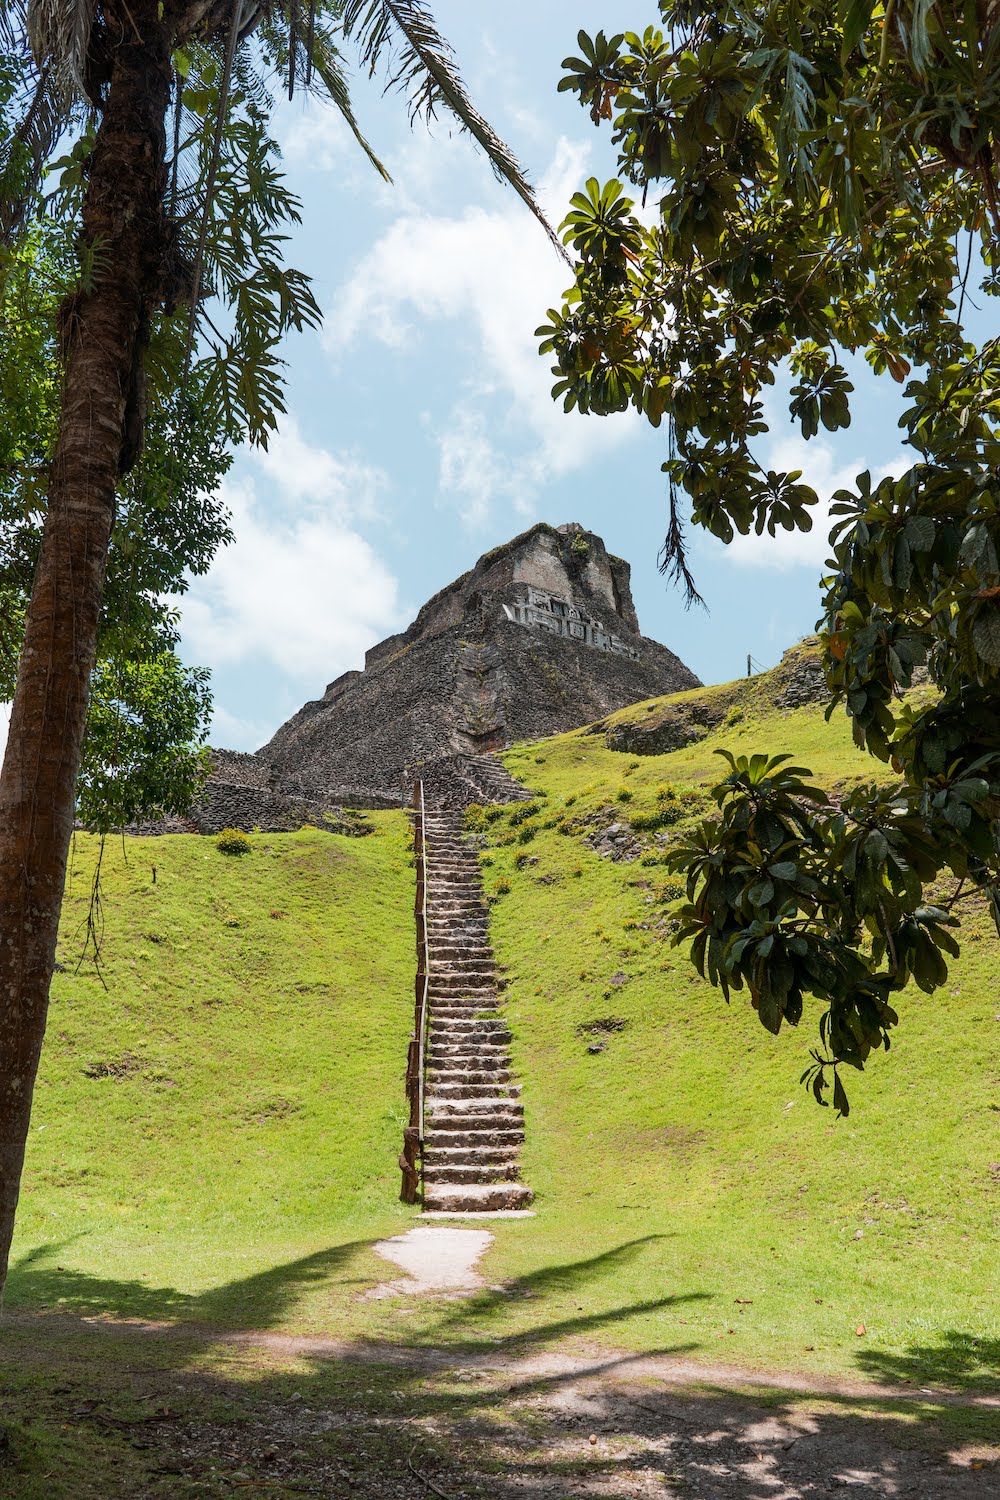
[6,653,998,1394]
[8,818,416,1325]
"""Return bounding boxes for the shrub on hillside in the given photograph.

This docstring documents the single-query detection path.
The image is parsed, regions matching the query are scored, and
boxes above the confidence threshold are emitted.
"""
[216,828,251,856]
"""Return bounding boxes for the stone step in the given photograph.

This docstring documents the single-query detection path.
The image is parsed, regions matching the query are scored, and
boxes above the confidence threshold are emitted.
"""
[430,950,495,966]
[430,999,500,1013]
[428,1046,510,1064]
[429,1019,510,1036]
[428,1044,509,1060]
[431,1020,503,1032]
[428,1067,513,1087]
[428,970,496,986]
[430,995,499,1006]
[423,1145,521,1167]
[428,987,498,1003]
[430,975,495,988]
[427,1080,520,1100]
[427,1097,523,1120]
[424,1126,524,1150]
[423,1162,522,1185]
[427,920,487,930]
[423,1182,534,1213]
[430,1013,501,1027]
[429,1036,511,1052]
[428,1068,512,1080]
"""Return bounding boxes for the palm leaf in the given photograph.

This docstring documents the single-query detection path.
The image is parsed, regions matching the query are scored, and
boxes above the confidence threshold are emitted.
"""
[340,0,567,258]
[25,0,96,102]
[306,20,390,182]
[0,4,73,242]
[257,7,390,181]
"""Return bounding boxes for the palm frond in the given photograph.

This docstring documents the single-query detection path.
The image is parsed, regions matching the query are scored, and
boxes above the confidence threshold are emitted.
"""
[0,67,66,242]
[0,0,28,54]
[306,19,390,181]
[254,7,389,181]
[25,0,95,102]
[340,0,567,259]
[0,6,73,243]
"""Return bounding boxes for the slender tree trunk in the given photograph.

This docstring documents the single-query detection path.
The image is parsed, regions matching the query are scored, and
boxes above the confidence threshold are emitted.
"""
[0,1,172,1289]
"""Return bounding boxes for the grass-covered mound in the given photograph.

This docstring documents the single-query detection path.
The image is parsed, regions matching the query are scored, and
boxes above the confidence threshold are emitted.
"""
[5,654,998,1401]
[8,817,417,1326]
[475,659,998,1387]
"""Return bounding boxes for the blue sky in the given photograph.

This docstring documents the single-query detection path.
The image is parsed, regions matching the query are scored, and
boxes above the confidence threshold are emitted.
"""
[21,3,923,758]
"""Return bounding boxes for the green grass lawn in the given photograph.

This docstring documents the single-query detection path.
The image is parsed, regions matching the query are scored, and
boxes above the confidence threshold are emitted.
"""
[8,817,418,1331]
[4,663,998,1426]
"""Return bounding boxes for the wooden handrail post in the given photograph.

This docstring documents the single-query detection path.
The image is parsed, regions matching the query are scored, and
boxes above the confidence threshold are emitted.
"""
[401,777,430,1205]
[399,1127,420,1204]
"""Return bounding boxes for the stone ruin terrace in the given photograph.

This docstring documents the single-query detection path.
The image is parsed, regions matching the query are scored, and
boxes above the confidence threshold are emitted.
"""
[165,521,701,830]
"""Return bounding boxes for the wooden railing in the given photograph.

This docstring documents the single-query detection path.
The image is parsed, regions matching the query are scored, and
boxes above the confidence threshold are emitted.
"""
[400,779,429,1204]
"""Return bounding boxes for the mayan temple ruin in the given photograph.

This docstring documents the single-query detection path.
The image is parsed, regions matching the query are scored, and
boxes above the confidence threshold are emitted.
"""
[180,522,701,827]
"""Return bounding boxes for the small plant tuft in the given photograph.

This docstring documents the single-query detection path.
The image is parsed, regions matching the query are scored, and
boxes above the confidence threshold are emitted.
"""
[216,828,251,856]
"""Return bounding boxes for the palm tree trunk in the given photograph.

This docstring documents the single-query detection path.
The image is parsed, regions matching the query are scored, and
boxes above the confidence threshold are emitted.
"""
[0,0,172,1289]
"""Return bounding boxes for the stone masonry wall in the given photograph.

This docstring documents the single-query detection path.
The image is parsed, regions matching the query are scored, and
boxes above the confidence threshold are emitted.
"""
[187,522,701,821]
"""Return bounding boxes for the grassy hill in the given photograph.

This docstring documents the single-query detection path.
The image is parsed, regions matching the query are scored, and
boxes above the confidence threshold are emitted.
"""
[5,647,998,1427]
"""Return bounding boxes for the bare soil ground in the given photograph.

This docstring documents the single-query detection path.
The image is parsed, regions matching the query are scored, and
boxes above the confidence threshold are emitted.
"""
[2,1308,998,1498]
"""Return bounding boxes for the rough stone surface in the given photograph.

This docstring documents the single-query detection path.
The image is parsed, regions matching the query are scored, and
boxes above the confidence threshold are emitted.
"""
[130,751,381,837]
[169,522,700,828]
[254,523,700,807]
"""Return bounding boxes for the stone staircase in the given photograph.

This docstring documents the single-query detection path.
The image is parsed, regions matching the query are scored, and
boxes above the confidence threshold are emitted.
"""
[415,752,535,811]
[420,806,533,1214]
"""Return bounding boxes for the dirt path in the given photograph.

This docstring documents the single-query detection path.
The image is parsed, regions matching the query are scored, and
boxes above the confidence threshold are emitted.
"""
[2,1304,998,1498]
[368,1226,494,1297]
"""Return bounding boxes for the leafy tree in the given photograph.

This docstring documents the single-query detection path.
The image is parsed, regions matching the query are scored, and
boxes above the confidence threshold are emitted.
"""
[78,652,213,832]
[1,217,228,829]
[541,3,1000,1110]
[0,0,556,1289]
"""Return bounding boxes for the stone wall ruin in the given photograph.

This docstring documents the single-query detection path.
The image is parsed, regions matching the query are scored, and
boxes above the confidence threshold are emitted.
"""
[180,521,701,822]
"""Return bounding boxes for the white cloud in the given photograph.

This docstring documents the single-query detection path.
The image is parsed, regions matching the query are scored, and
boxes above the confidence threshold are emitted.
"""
[208,704,275,753]
[280,101,356,173]
[180,422,404,693]
[0,702,8,765]
[325,137,640,525]
[252,419,385,521]
[722,436,907,571]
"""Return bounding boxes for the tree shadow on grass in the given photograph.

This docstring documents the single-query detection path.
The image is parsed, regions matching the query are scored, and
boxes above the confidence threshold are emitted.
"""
[4,1239,998,1497]
[4,1237,378,1330]
[856,1330,1000,1393]
[3,1233,699,1358]
[2,1304,997,1499]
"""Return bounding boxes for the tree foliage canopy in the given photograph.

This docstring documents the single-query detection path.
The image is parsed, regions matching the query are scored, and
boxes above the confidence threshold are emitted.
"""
[541,2,1000,1108]
[1,0,558,830]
